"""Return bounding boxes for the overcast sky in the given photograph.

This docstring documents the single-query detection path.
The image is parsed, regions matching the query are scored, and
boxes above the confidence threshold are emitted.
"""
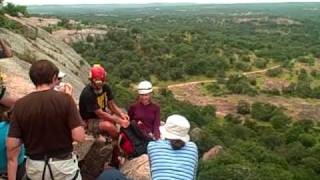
[4,0,320,5]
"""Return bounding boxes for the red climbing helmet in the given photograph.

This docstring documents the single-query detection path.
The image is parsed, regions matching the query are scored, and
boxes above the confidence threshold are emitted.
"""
[89,64,106,83]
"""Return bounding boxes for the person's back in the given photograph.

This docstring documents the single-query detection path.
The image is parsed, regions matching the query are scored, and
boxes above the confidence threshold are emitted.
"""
[7,60,84,180]
[148,140,198,180]
[11,89,78,157]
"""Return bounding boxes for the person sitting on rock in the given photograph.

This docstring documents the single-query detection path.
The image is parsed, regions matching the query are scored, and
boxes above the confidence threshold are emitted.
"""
[128,80,160,140]
[0,39,13,58]
[79,64,129,139]
[148,114,198,180]
[79,64,129,168]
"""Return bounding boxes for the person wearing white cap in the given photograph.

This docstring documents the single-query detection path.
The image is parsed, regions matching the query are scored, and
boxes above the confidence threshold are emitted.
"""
[128,80,160,140]
[147,114,198,180]
[54,71,73,96]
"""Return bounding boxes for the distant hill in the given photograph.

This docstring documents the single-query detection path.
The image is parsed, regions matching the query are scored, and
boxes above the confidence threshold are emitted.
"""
[27,3,320,18]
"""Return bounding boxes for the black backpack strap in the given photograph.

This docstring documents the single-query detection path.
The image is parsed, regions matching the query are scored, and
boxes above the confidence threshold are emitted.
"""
[130,121,148,140]
[41,156,55,180]
[71,169,80,180]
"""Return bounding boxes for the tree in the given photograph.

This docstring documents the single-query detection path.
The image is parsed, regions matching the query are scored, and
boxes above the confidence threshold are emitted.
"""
[298,134,317,148]
[3,3,28,16]
[226,74,257,96]
[270,112,291,130]
[251,102,278,121]
[237,100,251,115]
[255,58,268,69]
[225,113,242,124]
[256,164,293,180]
[259,132,285,150]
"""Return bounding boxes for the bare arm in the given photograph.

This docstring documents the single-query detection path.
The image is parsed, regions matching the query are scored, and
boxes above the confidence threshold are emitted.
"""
[0,96,17,108]
[71,126,85,143]
[0,39,13,58]
[95,108,129,128]
[7,137,22,180]
[107,100,129,120]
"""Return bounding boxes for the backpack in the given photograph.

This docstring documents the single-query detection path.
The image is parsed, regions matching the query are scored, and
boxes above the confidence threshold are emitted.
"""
[119,120,152,159]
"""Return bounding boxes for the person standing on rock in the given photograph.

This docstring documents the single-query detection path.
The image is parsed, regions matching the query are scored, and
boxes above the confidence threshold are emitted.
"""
[54,71,74,97]
[0,39,13,58]
[128,80,160,140]
[148,114,198,180]
[6,60,85,180]
[0,74,24,179]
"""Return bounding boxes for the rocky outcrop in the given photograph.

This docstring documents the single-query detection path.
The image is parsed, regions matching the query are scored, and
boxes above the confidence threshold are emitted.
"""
[79,141,114,180]
[52,28,107,44]
[202,145,223,161]
[190,127,203,142]
[0,14,91,100]
[120,154,151,180]
[0,57,34,99]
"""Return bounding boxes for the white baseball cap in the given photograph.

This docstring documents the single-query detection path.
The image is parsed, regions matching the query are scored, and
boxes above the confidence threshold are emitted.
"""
[160,114,190,143]
[58,71,66,79]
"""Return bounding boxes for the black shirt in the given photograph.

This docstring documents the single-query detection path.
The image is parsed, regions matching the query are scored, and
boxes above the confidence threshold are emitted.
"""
[79,84,114,120]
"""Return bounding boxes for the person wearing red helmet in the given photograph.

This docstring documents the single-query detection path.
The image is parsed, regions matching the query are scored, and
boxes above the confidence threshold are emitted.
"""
[79,64,129,140]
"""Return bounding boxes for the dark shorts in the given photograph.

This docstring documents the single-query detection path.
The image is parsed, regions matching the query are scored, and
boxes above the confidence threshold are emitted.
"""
[86,119,102,138]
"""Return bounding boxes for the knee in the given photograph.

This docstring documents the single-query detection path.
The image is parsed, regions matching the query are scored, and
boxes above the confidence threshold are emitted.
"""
[99,121,116,132]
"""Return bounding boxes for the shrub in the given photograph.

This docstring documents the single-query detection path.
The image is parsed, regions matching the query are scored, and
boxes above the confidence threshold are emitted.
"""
[206,83,226,96]
[266,67,283,77]
[255,58,269,69]
[225,113,242,124]
[235,61,252,72]
[270,112,291,130]
[226,74,258,96]
[251,102,277,121]
[3,3,28,17]
[237,100,251,115]
[298,134,317,148]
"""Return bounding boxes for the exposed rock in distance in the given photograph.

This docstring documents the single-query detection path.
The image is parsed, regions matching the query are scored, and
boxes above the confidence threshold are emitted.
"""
[202,145,223,161]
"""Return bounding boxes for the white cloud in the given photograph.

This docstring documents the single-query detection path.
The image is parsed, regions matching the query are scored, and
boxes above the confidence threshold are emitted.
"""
[4,0,320,5]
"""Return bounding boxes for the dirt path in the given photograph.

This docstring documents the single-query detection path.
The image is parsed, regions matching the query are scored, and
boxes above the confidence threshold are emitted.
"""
[167,65,320,120]
[167,80,216,89]
[167,65,280,90]
[243,65,280,75]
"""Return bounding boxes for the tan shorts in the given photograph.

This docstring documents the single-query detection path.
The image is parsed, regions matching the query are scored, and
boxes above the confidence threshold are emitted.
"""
[26,154,81,180]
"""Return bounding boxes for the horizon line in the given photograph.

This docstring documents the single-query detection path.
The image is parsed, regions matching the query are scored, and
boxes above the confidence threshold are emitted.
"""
[25,1,320,6]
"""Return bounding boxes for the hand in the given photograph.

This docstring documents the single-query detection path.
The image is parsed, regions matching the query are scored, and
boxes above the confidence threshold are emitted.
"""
[120,112,129,121]
[56,83,73,96]
[64,83,73,96]
[119,118,130,128]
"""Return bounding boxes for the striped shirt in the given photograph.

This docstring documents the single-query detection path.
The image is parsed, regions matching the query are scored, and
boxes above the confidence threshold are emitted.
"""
[148,140,198,180]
